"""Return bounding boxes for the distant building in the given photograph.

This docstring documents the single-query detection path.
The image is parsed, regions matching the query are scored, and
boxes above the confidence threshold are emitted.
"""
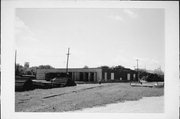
[36,67,137,82]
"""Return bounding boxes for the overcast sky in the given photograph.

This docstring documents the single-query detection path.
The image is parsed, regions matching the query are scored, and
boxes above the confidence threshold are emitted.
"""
[15,8,164,70]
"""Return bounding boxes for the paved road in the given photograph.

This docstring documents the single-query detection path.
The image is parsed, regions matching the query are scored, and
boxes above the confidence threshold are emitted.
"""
[71,96,164,113]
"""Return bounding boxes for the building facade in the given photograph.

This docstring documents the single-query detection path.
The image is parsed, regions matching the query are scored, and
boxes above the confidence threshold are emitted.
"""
[36,67,137,82]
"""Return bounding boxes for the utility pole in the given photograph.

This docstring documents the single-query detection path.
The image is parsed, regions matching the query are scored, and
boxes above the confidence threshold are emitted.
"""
[136,59,139,82]
[66,48,70,74]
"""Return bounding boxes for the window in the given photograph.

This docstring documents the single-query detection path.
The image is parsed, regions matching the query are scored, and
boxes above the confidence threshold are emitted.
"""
[133,74,136,80]
[104,72,107,81]
[111,73,114,80]
[127,73,130,80]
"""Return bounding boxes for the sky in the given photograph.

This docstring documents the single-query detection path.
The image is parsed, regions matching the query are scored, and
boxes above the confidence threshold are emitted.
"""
[15,8,164,71]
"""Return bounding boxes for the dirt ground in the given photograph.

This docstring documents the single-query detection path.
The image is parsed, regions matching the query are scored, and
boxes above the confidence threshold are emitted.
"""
[15,83,164,112]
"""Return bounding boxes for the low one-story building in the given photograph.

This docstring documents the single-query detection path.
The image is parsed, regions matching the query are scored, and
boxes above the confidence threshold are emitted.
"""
[36,67,137,83]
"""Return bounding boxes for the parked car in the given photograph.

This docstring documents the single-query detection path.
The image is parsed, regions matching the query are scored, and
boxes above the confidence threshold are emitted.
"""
[46,72,76,87]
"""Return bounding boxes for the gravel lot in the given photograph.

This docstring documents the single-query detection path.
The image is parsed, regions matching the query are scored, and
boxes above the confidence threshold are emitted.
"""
[15,83,164,112]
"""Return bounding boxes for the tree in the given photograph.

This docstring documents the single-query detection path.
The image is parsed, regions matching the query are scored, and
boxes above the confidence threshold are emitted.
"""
[24,62,30,68]
[153,68,164,76]
[83,65,89,69]
[38,65,54,69]
[30,66,38,75]
[15,64,24,75]
[99,65,110,69]
[114,65,125,69]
